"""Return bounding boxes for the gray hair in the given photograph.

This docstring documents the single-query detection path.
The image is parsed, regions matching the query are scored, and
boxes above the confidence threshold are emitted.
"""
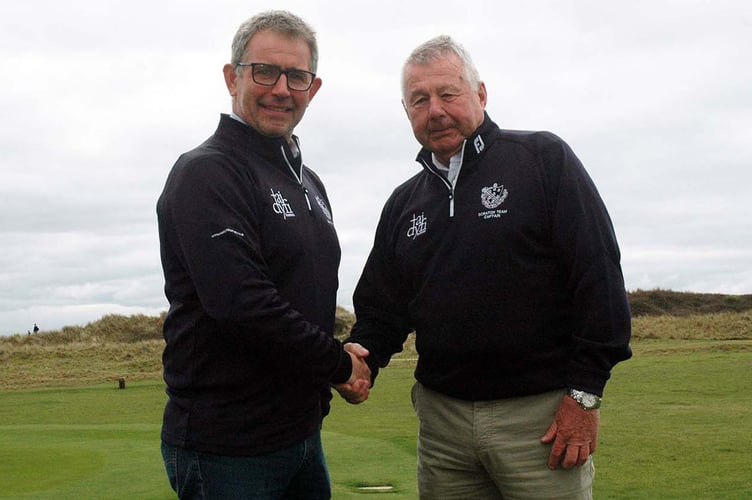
[231,10,319,74]
[401,35,481,98]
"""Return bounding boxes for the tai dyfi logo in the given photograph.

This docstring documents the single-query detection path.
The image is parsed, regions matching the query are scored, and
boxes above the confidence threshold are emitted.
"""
[407,212,428,240]
[270,188,295,219]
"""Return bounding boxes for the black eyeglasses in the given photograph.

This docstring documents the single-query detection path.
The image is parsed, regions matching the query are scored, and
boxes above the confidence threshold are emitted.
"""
[236,62,316,91]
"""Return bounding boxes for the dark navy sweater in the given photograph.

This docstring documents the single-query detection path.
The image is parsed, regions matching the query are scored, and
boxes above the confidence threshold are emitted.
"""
[349,113,631,400]
[157,114,349,455]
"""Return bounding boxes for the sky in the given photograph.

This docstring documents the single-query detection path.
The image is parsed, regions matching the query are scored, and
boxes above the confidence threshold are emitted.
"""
[1,0,751,335]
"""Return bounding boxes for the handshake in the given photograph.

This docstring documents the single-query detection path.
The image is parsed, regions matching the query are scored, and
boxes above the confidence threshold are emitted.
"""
[333,343,371,404]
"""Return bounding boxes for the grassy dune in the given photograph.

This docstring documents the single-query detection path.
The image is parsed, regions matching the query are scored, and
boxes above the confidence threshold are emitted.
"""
[2,292,750,390]
[0,307,356,390]
[0,291,751,498]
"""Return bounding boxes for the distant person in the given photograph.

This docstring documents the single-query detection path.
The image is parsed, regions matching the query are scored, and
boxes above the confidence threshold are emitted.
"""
[341,35,632,499]
[156,10,370,499]
[33,323,39,334]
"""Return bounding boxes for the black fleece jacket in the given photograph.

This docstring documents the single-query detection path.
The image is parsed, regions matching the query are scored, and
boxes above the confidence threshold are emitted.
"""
[157,114,349,456]
[348,113,631,401]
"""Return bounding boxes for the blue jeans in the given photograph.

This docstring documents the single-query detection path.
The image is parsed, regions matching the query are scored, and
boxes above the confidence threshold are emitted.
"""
[161,432,331,499]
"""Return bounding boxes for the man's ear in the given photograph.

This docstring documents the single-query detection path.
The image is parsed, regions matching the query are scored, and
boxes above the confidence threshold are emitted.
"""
[478,81,488,109]
[223,64,238,96]
[307,76,323,102]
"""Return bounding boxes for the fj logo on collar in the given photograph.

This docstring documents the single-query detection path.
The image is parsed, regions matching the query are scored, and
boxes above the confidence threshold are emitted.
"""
[473,135,485,154]
[270,188,295,219]
[407,212,427,240]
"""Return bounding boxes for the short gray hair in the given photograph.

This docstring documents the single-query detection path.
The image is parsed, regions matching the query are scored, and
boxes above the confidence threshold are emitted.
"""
[401,35,480,98]
[231,10,319,74]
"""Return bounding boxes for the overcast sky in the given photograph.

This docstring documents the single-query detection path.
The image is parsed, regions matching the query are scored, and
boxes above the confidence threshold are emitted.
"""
[1,0,750,335]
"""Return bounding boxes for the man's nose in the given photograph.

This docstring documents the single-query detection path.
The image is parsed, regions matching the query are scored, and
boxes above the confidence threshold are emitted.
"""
[427,96,445,117]
[271,74,292,95]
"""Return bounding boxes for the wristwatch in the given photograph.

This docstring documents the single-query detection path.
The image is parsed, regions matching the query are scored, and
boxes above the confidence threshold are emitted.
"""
[567,389,602,410]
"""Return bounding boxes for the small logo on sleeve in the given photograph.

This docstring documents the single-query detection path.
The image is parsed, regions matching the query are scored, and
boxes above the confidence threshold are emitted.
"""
[211,228,245,239]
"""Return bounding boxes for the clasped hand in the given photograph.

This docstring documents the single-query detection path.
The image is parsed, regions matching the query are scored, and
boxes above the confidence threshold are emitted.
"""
[333,343,371,404]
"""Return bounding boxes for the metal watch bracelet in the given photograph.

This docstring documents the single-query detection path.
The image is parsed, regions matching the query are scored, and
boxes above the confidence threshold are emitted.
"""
[567,388,602,410]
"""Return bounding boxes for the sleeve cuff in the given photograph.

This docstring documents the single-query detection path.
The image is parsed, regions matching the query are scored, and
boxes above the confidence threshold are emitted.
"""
[330,348,352,385]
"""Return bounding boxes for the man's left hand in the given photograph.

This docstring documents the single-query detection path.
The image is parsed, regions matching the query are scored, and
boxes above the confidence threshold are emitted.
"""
[540,394,600,470]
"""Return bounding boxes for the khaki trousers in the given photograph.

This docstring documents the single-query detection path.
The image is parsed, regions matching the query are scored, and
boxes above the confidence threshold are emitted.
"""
[412,383,594,500]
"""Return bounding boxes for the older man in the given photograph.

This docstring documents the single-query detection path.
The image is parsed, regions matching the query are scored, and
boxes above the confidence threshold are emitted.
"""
[344,35,631,499]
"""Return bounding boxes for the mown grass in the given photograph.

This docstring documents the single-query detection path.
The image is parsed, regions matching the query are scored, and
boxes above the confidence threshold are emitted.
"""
[1,296,751,498]
[1,348,751,499]
[595,350,752,498]
[0,381,171,499]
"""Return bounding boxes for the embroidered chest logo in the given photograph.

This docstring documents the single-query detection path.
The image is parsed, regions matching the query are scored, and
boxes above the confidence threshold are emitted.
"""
[478,183,509,219]
[315,195,334,224]
[270,188,295,219]
[407,212,428,240]
[481,183,508,209]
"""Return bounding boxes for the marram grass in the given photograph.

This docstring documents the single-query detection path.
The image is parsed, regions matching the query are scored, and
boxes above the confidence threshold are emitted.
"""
[0,308,750,498]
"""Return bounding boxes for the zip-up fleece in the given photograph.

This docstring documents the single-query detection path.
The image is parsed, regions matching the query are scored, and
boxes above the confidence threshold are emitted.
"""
[157,114,350,456]
[349,113,631,401]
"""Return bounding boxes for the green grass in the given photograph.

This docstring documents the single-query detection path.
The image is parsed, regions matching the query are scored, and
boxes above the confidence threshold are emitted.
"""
[1,296,750,498]
[595,349,752,499]
[1,349,751,499]
[0,381,172,499]
[325,362,419,498]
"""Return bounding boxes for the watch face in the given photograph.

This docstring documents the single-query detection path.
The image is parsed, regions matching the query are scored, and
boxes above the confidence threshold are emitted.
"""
[569,389,601,409]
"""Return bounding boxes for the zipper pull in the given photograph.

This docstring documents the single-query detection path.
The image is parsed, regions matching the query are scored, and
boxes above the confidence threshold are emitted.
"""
[303,187,312,211]
[449,192,455,218]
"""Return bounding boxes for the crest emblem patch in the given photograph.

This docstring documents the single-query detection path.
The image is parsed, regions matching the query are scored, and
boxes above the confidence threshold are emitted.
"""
[481,183,508,209]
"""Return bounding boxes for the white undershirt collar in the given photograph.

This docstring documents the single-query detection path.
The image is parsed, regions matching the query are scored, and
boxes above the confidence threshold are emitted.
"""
[432,143,465,187]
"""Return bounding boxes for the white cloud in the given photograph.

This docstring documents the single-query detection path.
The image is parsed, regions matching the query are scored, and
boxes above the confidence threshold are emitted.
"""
[2,0,751,334]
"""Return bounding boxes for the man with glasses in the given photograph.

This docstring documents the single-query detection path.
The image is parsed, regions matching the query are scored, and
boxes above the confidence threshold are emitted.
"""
[157,10,370,499]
